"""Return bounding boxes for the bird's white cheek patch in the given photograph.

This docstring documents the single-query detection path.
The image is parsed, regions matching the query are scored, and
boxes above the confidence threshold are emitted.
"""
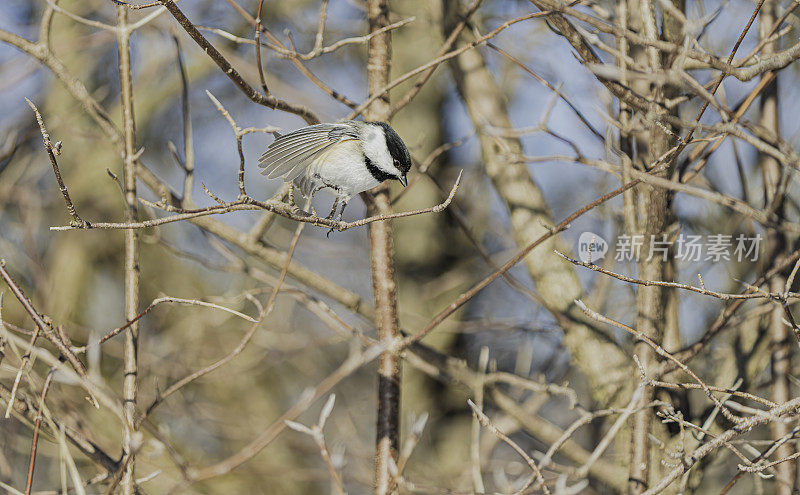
[363,126,401,176]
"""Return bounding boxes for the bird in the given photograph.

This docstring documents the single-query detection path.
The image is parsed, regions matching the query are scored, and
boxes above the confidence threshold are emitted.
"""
[258,120,411,223]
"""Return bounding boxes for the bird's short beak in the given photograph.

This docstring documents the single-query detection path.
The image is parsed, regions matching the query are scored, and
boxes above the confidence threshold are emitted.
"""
[399,174,408,187]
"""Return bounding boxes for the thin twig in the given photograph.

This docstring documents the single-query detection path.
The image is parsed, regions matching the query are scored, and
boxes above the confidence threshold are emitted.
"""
[467,399,552,495]
[284,394,346,495]
[401,177,641,348]
[156,0,319,124]
[141,208,308,422]
[25,98,87,227]
[72,296,256,352]
[185,340,388,483]
[651,380,774,407]
[0,261,87,377]
[575,300,743,424]
[24,368,55,495]
[253,0,269,95]
[346,11,547,119]
[388,0,483,117]
[556,251,798,301]
[676,0,766,179]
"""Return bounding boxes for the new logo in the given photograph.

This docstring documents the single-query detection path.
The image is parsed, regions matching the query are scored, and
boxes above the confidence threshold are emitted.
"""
[578,232,608,263]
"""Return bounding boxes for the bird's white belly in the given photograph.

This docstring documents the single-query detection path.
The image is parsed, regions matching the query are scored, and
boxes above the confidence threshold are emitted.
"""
[309,140,381,197]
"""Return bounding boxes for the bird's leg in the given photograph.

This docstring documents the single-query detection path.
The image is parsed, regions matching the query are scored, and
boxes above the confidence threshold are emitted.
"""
[308,184,328,216]
[327,197,349,238]
[336,198,349,222]
[326,196,350,237]
[287,183,296,206]
[326,197,340,220]
[310,184,327,197]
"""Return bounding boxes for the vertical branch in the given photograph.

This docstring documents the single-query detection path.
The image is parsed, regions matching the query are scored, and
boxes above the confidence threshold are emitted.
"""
[629,2,683,493]
[173,35,194,204]
[253,0,269,95]
[363,1,401,493]
[617,0,638,238]
[760,2,794,493]
[116,7,140,495]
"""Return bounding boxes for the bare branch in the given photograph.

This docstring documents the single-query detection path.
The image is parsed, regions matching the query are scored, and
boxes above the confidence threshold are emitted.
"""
[50,172,462,232]
[25,98,87,228]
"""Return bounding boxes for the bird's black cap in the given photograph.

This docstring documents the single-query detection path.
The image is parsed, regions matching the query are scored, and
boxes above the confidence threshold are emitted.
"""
[373,121,411,177]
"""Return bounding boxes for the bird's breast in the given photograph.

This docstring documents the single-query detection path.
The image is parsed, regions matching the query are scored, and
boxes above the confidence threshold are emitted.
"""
[311,140,381,196]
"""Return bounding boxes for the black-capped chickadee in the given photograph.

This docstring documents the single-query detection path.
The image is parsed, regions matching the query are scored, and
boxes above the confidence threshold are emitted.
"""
[259,120,411,221]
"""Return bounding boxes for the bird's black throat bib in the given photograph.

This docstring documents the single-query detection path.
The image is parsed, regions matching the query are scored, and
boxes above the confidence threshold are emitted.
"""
[364,156,396,183]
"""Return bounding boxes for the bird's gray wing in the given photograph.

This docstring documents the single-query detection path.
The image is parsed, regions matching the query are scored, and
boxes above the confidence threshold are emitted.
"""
[258,123,360,181]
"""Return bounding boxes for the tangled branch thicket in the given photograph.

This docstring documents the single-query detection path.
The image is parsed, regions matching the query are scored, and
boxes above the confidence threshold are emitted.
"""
[3,0,800,493]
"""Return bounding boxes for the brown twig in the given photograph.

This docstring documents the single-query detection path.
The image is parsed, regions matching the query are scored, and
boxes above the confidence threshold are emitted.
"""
[675,0,765,180]
[646,396,800,494]
[650,380,775,408]
[156,0,319,124]
[0,380,119,473]
[483,43,604,141]
[204,91,252,198]
[220,0,361,109]
[184,340,387,484]
[3,316,41,420]
[24,367,55,495]
[387,413,428,491]
[658,247,800,377]
[680,70,775,183]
